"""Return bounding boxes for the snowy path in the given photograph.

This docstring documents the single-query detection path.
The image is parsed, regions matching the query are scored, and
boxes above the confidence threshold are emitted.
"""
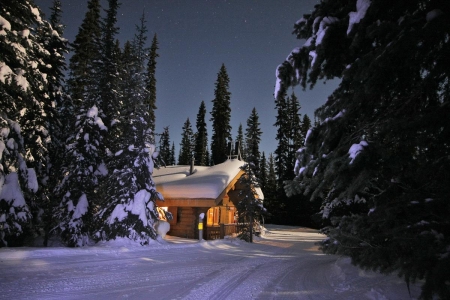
[0,225,420,299]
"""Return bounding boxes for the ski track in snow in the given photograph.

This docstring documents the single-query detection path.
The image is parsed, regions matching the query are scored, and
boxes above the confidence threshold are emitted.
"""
[0,225,420,300]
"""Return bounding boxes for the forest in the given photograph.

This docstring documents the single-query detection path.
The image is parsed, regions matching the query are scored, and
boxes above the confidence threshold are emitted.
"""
[1,0,449,298]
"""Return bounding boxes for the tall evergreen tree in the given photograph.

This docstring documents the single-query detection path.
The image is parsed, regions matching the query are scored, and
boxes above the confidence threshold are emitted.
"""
[55,0,107,246]
[300,114,311,142]
[0,0,54,246]
[278,1,450,298]
[144,34,158,130]
[37,0,70,246]
[158,126,171,166]
[178,118,195,165]
[194,101,208,166]
[288,92,303,151]
[99,0,121,128]
[210,64,232,165]
[67,0,102,109]
[245,107,262,176]
[236,157,265,243]
[96,104,162,244]
[263,153,278,222]
[170,142,176,165]
[235,123,245,160]
[259,152,267,191]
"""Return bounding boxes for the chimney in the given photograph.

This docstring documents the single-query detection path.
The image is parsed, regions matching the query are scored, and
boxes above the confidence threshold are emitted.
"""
[190,155,195,175]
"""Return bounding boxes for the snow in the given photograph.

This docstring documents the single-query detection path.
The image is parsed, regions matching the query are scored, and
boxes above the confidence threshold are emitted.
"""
[426,9,443,22]
[347,0,371,35]
[0,62,13,84]
[274,64,282,98]
[316,17,339,46]
[72,194,88,220]
[348,141,368,164]
[153,159,246,200]
[86,105,107,131]
[155,220,170,238]
[95,162,108,176]
[0,225,421,299]
[26,168,38,192]
[0,15,11,36]
[0,173,26,207]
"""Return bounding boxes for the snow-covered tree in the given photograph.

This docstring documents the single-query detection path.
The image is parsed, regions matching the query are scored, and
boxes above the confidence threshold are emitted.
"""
[0,0,59,246]
[278,1,450,298]
[55,0,107,247]
[54,106,107,247]
[96,109,163,245]
[210,64,232,165]
[236,157,265,243]
[36,0,69,246]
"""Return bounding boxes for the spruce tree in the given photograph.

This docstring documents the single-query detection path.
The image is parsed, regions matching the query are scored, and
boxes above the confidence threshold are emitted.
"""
[178,118,194,165]
[0,0,50,245]
[300,114,311,142]
[259,152,267,191]
[170,142,176,165]
[235,123,245,160]
[99,0,121,129]
[245,107,262,176]
[278,1,450,298]
[264,153,278,223]
[55,0,107,246]
[37,0,70,246]
[194,101,208,166]
[236,157,265,243]
[210,64,232,165]
[144,34,159,130]
[67,0,102,109]
[158,126,171,166]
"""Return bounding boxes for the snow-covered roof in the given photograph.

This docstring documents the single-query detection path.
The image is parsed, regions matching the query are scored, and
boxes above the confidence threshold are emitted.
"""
[153,159,246,201]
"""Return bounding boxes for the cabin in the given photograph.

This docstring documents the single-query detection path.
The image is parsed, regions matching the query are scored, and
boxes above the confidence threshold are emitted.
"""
[153,159,263,240]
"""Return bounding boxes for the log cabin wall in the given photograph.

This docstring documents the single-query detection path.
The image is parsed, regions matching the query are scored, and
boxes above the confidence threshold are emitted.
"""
[167,206,209,239]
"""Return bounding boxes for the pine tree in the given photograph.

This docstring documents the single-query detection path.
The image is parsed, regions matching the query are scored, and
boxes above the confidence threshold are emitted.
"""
[236,157,265,243]
[245,107,262,176]
[99,0,121,130]
[170,142,176,165]
[300,114,311,142]
[235,123,245,160]
[210,64,232,165]
[96,104,162,244]
[0,0,61,246]
[158,126,171,166]
[67,0,102,109]
[194,101,208,166]
[288,92,303,151]
[55,0,107,246]
[259,152,267,191]
[263,153,278,222]
[178,118,194,165]
[144,34,158,130]
[279,1,450,298]
[36,0,70,246]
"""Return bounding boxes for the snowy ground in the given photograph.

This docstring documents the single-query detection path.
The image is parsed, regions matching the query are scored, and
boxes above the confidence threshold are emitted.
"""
[0,225,421,300]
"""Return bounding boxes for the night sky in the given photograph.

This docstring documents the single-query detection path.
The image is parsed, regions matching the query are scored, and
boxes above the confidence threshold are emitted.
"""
[35,0,337,158]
